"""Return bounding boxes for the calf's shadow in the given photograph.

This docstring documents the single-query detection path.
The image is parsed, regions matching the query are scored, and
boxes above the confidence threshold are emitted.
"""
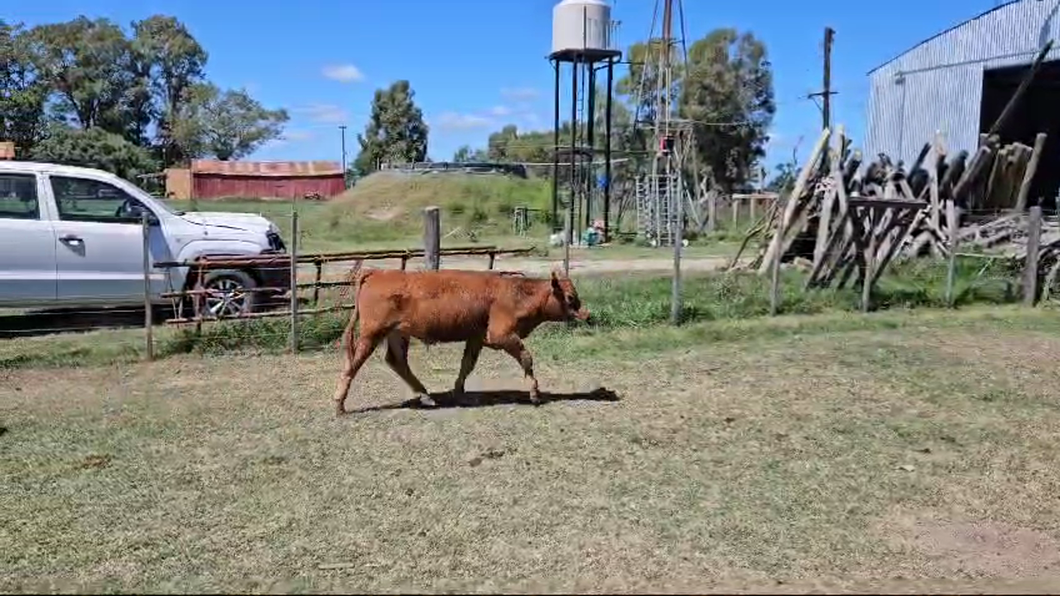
[350,387,620,414]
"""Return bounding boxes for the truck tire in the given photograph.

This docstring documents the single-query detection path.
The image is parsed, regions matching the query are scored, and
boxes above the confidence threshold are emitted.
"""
[200,269,258,318]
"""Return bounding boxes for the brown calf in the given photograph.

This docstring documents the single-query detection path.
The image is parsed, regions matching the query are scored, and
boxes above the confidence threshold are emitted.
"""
[332,266,590,415]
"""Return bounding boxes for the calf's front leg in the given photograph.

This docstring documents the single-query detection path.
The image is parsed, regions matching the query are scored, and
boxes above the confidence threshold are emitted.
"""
[486,332,541,405]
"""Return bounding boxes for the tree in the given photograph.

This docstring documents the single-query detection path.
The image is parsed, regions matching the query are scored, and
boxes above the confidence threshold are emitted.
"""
[354,80,429,174]
[28,17,137,135]
[452,144,486,162]
[0,20,50,157]
[486,124,520,161]
[30,125,159,181]
[171,82,288,160]
[131,15,207,163]
[680,29,776,191]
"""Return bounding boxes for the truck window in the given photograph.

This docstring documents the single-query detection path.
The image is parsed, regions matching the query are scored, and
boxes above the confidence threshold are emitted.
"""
[0,173,40,220]
[49,176,152,224]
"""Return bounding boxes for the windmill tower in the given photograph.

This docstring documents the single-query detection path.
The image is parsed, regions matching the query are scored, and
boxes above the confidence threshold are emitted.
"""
[633,0,695,247]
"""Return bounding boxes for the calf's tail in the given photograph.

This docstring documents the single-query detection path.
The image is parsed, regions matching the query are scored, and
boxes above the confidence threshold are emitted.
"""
[337,260,368,350]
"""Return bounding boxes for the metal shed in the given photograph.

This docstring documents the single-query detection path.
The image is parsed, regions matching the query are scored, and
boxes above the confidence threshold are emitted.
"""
[865,0,1060,202]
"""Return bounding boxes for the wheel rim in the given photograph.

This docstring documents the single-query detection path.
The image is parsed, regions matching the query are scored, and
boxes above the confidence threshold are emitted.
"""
[204,277,249,317]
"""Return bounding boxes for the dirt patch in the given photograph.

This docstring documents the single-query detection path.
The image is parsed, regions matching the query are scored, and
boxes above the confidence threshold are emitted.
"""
[881,511,1060,578]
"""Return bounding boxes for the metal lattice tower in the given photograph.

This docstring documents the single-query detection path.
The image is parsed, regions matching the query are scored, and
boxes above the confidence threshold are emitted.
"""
[633,0,694,247]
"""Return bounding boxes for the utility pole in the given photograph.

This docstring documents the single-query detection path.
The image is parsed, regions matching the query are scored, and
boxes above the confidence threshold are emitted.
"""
[808,27,836,130]
[339,124,348,174]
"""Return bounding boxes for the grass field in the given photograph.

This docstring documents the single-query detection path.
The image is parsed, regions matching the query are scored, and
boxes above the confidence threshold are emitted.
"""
[4,306,1060,592]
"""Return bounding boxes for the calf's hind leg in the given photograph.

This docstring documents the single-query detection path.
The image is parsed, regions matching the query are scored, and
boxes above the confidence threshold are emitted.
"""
[454,338,484,396]
[384,332,434,407]
[333,331,385,416]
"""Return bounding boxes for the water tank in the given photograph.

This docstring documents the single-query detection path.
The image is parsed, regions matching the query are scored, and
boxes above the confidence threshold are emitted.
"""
[551,0,612,55]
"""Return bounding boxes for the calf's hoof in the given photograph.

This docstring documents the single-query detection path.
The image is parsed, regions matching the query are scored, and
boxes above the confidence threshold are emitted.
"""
[334,402,348,417]
[529,392,543,406]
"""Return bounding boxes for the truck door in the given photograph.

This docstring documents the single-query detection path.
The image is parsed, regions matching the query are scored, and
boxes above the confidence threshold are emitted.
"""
[47,174,163,306]
[0,172,57,306]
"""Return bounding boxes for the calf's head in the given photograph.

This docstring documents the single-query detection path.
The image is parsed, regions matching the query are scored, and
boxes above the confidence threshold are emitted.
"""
[548,270,590,322]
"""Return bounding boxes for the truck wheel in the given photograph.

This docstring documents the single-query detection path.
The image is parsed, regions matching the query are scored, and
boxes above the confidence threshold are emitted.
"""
[200,269,258,318]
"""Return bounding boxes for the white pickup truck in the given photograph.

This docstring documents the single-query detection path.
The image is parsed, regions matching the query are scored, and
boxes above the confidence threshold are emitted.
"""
[0,161,291,317]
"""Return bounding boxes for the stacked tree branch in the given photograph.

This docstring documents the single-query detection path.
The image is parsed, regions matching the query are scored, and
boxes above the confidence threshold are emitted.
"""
[730,124,1058,286]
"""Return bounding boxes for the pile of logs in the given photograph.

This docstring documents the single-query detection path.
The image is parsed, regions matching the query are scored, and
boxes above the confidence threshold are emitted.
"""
[730,124,1059,296]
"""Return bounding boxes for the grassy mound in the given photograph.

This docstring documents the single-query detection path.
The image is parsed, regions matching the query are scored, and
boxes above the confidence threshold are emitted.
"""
[305,172,552,246]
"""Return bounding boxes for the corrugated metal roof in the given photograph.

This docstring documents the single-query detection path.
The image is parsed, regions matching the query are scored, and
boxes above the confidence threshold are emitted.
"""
[868,1,1025,74]
[190,159,343,177]
[864,0,1060,167]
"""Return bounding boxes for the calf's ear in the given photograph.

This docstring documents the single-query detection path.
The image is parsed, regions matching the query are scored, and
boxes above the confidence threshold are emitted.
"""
[550,269,561,291]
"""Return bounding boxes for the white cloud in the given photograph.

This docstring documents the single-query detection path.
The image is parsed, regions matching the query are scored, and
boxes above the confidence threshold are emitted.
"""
[433,112,494,131]
[322,64,364,83]
[294,103,349,124]
[487,105,513,117]
[500,87,540,101]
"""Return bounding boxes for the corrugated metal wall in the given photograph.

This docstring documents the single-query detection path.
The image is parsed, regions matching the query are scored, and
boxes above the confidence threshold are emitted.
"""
[865,0,1060,165]
[192,175,346,199]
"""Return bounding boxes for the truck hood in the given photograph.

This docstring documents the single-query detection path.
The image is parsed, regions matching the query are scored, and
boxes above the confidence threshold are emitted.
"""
[178,211,278,235]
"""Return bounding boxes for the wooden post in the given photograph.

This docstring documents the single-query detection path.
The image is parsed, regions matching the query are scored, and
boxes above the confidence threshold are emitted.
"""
[312,260,323,305]
[706,193,717,233]
[861,212,877,313]
[289,211,299,353]
[671,175,684,325]
[731,198,739,229]
[749,197,756,222]
[945,200,959,308]
[1023,205,1043,306]
[423,206,440,270]
[562,204,571,277]
[1015,133,1046,213]
[770,196,786,316]
[488,252,496,270]
[141,214,154,361]
[759,128,831,274]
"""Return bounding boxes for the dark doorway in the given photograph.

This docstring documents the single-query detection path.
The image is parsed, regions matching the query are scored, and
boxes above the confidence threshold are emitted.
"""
[979,59,1060,211]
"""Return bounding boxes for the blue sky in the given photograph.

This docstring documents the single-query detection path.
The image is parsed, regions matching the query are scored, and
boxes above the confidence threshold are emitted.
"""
[12,0,1006,170]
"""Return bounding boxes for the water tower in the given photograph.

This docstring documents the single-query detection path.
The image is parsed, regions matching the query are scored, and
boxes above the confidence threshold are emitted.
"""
[549,0,621,244]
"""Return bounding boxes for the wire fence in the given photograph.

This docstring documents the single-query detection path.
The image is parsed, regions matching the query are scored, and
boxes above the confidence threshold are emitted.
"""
[2,204,1058,360]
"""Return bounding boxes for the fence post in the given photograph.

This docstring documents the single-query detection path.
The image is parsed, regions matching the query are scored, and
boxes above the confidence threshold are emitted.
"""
[1023,204,1043,306]
[671,178,684,325]
[770,196,786,316]
[289,210,299,353]
[706,193,717,233]
[562,205,571,277]
[731,198,739,229]
[141,214,154,361]
[424,206,440,270]
[945,200,959,308]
